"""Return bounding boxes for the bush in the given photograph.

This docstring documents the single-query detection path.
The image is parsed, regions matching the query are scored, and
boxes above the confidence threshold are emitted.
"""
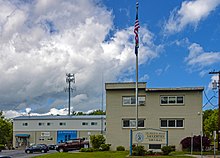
[180,135,211,151]
[116,146,125,151]
[132,145,146,156]
[0,145,5,150]
[161,146,173,155]
[100,144,111,151]
[80,148,94,152]
[90,134,106,149]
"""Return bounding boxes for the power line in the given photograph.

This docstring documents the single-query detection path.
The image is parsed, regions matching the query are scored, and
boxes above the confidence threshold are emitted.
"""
[203,90,218,108]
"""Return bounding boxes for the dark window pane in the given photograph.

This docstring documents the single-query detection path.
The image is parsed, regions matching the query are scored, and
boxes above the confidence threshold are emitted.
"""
[177,96,184,104]
[131,97,136,104]
[161,120,167,127]
[138,120,144,127]
[123,97,130,104]
[177,120,183,127]
[123,120,129,127]
[161,96,168,104]
[168,120,175,127]
[169,97,176,104]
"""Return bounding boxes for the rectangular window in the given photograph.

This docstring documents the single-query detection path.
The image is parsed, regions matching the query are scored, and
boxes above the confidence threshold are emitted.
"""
[38,122,45,126]
[122,119,145,128]
[160,120,167,127]
[168,97,176,104]
[160,96,184,105]
[82,122,89,126]
[122,96,146,105]
[47,122,53,126]
[160,119,184,128]
[59,122,66,126]
[161,96,168,104]
[168,120,175,127]
[91,122,98,126]
[176,120,183,127]
[22,123,28,126]
[177,96,184,104]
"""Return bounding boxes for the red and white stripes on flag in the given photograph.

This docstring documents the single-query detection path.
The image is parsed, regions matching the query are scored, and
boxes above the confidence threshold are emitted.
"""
[134,1,140,55]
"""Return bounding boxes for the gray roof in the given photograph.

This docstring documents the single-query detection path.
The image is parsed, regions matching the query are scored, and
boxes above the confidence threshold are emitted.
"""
[13,115,106,120]
[146,87,204,92]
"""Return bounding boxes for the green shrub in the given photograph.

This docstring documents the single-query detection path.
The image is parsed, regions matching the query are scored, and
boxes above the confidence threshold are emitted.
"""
[80,148,94,152]
[0,145,5,150]
[90,134,106,149]
[116,146,125,151]
[132,145,146,156]
[161,145,173,155]
[146,150,154,155]
[100,144,111,151]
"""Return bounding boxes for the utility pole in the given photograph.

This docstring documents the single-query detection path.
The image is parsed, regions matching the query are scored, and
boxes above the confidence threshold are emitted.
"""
[65,73,75,116]
[209,70,220,151]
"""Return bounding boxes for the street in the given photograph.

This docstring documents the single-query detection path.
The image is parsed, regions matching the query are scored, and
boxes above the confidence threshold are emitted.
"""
[0,149,57,158]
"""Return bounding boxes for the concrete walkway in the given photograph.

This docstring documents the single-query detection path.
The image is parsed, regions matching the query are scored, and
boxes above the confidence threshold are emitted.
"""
[186,154,220,158]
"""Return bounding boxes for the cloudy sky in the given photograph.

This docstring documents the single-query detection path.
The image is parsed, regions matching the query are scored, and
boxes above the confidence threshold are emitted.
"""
[1,0,220,118]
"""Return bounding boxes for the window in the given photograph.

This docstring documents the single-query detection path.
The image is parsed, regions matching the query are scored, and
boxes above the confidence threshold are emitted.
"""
[122,119,145,128]
[91,122,98,126]
[160,96,184,105]
[122,96,146,105]
[38,122,45,126]
[47,122,53,126]
[48,137,53,141]
[149,144,161,149]
[82,122,89,126]
[160,119,184,128]
[39,138,44,141]
[59,122,66,126]
[22,122,28,126]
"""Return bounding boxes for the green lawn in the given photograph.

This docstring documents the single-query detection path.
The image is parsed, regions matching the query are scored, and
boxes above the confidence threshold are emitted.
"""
[33,151,194,158]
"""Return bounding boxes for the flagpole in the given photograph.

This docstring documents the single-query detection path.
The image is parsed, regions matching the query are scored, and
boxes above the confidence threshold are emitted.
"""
[135,48,138,131]
[134,0,139,131]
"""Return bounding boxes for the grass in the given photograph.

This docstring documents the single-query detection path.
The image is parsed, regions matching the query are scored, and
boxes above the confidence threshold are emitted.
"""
[33,151,194,158]
[33,151,129,158]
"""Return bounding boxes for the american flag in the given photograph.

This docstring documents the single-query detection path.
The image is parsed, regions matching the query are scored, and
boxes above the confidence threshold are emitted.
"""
[134,1,140,55]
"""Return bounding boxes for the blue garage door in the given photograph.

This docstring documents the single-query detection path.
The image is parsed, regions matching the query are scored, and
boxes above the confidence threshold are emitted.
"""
[57,130,77,143]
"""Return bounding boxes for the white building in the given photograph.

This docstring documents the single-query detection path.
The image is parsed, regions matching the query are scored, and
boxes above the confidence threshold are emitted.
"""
[105,82,203,151]
[13,115,106,148]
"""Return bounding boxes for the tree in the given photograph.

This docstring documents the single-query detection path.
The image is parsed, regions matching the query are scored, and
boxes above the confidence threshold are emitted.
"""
[203,109,218,137]
[88,109,105,115]
[0,111,13,148]
[90,134,106,149]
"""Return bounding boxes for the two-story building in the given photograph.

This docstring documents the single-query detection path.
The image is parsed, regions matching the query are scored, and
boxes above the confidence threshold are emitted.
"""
[13,115,105,148]
[105,82,203,151]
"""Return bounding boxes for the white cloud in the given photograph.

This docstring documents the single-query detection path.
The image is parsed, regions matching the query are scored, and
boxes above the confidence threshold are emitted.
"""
[185,43,220,69]
[164,0,220,34]
[0,0,162,116]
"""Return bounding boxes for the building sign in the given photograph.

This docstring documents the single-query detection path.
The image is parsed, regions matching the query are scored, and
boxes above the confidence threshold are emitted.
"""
[133,128,167,144]
[41,132,50,137]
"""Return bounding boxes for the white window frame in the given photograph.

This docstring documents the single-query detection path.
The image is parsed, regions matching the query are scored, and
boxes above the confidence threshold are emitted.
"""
[160,119,184,128]
[122,96,146,106]
[122,119,145,128]
[160,96,184,105]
